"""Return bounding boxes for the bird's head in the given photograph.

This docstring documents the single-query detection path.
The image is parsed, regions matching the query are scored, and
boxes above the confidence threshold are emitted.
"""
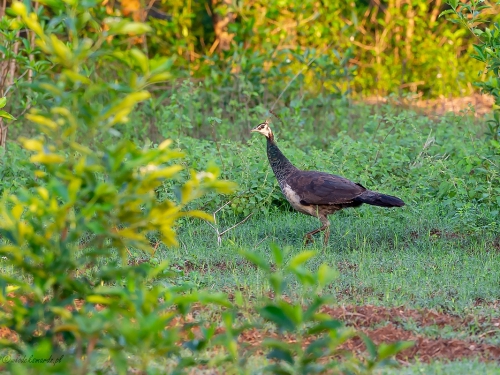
[251,119,274,141]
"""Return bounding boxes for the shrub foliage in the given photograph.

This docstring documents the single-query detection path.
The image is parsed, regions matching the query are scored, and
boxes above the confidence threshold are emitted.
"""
[0,2,412,374]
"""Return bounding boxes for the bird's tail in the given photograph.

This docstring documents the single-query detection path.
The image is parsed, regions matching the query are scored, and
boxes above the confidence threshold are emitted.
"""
[354,190,405,208]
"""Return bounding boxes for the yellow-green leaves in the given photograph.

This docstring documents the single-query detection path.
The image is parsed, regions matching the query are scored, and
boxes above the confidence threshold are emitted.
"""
[147,72,172,84]
[0,110,16,121]
[19,138,44,152]
[0,2,249,372]
[102,91,151,125]
[147,57,175,84]
[10,1,27,17]
[104,19,152,35]
[11,2,44,38]
[50,34,73,66]
[317,264,338,289]
[142,165,183,180]
[158,139,173,150]
[288,250,316,269]
[30,153,65,164]
[63,70,91,85]
[25,113,58,132]
[182,210,214,222]
[130,49,149,74]
[0,97,16,121]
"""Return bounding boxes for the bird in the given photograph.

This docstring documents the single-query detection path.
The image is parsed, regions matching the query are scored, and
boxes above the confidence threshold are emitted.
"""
[251,119,405,246]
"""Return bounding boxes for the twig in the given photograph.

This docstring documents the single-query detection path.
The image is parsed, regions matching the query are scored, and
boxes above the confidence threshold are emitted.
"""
[269,109,285,128]
[253,235,270,249]
[478,329,499,338]
[3,68,30,96]
[206,194,255,246]
[370,125,396,167]
[410,129,434,168]
[219,213,253,238]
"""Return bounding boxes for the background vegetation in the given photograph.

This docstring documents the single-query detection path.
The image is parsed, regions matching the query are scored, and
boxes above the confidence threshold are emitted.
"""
[0,0,499,374]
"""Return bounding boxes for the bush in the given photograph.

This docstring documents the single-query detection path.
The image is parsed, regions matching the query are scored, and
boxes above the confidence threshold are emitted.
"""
[144,0,486,98]
[0,2,411,374]
[442,0,500,141]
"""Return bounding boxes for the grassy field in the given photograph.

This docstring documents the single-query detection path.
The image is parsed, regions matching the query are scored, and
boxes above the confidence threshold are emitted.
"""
[2,2,500,372]
[1,101,499,374]
[140,201,500,372]
[119,103,500,372]
[159,201,499,313]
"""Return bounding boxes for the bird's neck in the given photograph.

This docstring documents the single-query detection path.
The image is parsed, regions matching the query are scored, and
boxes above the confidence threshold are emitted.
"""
[266,137,297,184]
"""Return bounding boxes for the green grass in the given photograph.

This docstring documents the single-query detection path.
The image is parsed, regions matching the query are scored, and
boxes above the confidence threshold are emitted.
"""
[2,102,499,373]
[382,359,500,375]
[149,200,499,315]
[139,104,499,371]
[134,198,499,372]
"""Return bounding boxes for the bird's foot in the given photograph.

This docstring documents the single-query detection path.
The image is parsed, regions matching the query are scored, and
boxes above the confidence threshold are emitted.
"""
[303,235,314,246]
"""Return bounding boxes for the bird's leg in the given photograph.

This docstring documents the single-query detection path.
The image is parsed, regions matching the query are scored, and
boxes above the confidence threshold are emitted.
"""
[322,218,331,246]
[303,233,315,245]
[303,216,330,246]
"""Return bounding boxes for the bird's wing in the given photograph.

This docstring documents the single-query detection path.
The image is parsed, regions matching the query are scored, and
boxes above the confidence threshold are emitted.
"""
[288,171,366,205]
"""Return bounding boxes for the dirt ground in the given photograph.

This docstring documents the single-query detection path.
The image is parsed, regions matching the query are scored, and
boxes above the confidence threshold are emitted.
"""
[361,93,494,117]
[2,296,499,365]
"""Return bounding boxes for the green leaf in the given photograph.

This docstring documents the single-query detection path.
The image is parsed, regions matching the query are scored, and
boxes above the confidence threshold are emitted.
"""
[304,336,331,356]
[307,319,343,335]
[261,364,293,375]
[259,305,296,331]
[377,341,414,361]
[63,70,91,84]
[33,339,52,359]
[147,72,172,84]
[150,56,175,74]
[0,110,16,121]
[197,292,232,307]
[240,250,270,272]
[288,250,316,269]
[267,348,294,365]
[317,263,338,288]
[270,242,283,267]
[361,334,378,360]
[438,9,456,18]
[262,338,294,351]
[110,349,127,375]
[0,97,6,109]
[269,273,284,296]
[303,295,331,321]
[130,48,149,73]
[106,20,152,35]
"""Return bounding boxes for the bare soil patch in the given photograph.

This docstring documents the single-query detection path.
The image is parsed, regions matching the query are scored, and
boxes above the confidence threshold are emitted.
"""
[344,325,500,363]
[2,293,499,364]
[361,93,494,117]
[320,305,500,330]
[234,305,500,363]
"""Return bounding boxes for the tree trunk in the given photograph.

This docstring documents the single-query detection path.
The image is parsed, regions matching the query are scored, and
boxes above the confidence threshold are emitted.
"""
[0,25,19,148]
[0,121,7,148]
[211,0,236,52]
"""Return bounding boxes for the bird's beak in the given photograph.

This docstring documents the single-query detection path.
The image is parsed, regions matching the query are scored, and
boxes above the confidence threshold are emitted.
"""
[250,127,259,133]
